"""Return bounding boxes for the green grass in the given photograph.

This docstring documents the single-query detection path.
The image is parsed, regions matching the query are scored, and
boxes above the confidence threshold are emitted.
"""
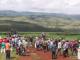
[1,32,80,40]
[0,53,3,60]
[11,49,19,60]
[18,32,80,40]
[0,49,19,60]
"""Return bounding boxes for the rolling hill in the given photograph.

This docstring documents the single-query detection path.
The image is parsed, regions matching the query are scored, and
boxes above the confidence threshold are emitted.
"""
[0,20,64,32]
[0,10,80,32]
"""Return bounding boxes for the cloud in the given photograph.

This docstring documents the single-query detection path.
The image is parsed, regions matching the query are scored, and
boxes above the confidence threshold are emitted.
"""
[0,0,80,14]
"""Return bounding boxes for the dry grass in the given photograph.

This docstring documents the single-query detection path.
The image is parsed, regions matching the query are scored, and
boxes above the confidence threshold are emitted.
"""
[0,50,19,60]
[31,53,42,60]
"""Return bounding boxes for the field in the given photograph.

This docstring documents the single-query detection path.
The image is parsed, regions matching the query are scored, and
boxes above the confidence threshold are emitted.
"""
[0,49,19,60]
[15,32,80,40]
[0,16,80,32]
[0,11,80,60]
[0,32,79,60]
[1,32,80,40]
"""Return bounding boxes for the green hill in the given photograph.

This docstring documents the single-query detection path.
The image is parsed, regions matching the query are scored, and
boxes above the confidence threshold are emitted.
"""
[0,20,64,32]
[0,14,80,32]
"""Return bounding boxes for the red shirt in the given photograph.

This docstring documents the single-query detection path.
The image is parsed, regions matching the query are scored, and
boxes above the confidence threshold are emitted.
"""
[6,43,10,50]
[3,38,8,43]
[0,39,3,43]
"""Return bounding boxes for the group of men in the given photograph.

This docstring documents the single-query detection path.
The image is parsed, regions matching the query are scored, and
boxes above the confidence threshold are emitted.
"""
[35,37,80,59]
[0,37,11,59]
[0,32,29,59]
[0,32,80,60]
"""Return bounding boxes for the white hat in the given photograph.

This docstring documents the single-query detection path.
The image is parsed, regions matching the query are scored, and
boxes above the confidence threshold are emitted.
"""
[79,40,80,42]
[35,37,38,39]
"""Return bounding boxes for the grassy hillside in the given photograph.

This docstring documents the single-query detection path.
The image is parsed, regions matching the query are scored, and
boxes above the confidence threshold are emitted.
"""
[0,20,56,32]
[0,16,80,32]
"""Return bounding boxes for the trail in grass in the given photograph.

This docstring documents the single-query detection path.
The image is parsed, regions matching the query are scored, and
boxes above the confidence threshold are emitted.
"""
[18,47,43,60]
[18,48,32,60]
[18,48,77,60]
[19,55,32,60]
[30,48,77,60]
[36,50,77,60]
[31,53,43,60]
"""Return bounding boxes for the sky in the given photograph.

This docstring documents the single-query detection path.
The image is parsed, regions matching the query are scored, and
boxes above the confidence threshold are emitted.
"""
[0,0,80,14]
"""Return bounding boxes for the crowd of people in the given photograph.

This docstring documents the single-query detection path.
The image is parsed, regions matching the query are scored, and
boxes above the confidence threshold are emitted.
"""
[0,32,31,59]
[0,32,80,60]
[34,34,80,59]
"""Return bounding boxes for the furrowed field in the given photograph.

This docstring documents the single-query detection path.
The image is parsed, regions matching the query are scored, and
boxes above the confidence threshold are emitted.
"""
[1,32,80,40]
[19,32,80,40]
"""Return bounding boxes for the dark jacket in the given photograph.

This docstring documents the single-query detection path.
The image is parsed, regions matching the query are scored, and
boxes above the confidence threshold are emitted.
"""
[51,43,57,52]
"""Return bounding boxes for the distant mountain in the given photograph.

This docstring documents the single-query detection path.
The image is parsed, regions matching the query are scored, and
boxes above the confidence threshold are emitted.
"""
[0,10,80,20]
[0,10,65,16]
[0,11,80,32]
[0,10,75,18]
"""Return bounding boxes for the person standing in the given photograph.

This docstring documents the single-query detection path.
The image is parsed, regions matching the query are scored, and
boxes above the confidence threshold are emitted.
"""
[57,40,62,56]
[0,38,3,48]
[78,40,80,60]
[5,40,11,59]
[1,41,5,54]
[62,41,69,57]
[41,32,46,40]
[51,41,57,59]
[43,41,47,52]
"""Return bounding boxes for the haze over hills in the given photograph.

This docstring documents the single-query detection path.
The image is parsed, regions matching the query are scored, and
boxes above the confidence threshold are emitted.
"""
[0,10,80,32]
[0,10,80,19]
[0,10,66,16]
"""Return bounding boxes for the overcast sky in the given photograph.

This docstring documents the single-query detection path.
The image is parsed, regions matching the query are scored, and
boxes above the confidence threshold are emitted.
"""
[0,0,80,14]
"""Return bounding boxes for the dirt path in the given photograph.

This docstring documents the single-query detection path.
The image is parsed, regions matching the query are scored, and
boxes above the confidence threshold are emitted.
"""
[19,48,77,60]
[37,50,77,60]
[18,48,32,60]
[19,56,32,60]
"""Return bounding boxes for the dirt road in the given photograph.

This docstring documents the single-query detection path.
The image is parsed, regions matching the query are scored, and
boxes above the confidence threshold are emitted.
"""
[19,48,77,60]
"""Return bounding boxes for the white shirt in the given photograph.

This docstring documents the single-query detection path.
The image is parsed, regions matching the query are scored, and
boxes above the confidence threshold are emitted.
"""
[50,41,53,46]
[58,42,62,49]
[18,40,22,47]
